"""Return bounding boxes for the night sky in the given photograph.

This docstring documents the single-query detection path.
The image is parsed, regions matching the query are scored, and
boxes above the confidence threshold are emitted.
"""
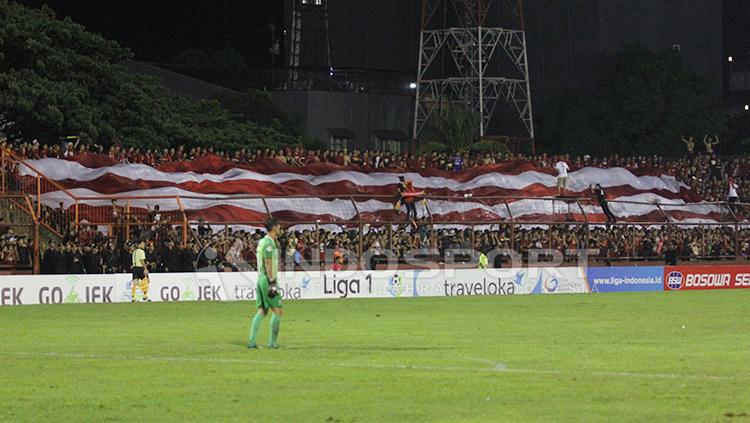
[17,0,283,68]
[15,1,750,68]
[13,0,750,107]
[725,0,750,61]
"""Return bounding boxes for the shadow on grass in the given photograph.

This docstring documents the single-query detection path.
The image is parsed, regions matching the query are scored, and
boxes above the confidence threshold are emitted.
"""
[283,345,454,352]
[228,340,452,352]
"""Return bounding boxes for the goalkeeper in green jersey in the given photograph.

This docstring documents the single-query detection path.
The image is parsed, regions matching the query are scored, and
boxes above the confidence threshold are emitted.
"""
[248,218,284,349]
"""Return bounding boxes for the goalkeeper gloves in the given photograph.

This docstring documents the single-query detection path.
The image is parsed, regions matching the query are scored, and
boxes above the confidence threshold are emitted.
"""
[268,281,278,298]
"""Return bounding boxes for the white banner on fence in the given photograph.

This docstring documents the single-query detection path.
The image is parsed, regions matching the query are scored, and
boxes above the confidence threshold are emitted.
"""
[0,267,589,306]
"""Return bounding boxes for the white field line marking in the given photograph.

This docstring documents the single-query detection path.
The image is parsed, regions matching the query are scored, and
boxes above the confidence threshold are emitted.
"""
[3,351,745,382]
[466,357,508,371]
[464,357,739,382]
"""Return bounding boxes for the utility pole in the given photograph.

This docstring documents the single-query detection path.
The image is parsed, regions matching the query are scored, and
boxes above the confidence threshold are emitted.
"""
[287,0,332,88]
[413,0,534,146]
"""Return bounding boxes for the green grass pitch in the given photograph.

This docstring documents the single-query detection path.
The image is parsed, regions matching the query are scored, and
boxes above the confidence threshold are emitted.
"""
[1,291,749,422]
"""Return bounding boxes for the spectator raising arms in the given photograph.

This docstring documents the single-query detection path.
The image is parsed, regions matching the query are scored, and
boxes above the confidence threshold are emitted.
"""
[703,134,720,154]
[681,135,695,159]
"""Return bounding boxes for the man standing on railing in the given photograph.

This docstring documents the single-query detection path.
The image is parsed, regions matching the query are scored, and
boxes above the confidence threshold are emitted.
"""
[554,159,570,195]
[402,180,425,221]
[395,176,406,211]
[592,184,617,223]
[728,177,739,213]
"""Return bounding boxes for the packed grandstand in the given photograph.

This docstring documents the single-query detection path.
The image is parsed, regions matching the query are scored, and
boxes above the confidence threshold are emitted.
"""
[0,138,747,273]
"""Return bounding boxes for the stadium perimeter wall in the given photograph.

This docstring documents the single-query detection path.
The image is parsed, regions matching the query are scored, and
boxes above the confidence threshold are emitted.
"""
[1,265,748,306]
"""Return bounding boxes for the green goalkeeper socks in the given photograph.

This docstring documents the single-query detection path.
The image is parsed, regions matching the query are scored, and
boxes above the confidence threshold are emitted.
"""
[269,313,281,345]
[248,311,264,344]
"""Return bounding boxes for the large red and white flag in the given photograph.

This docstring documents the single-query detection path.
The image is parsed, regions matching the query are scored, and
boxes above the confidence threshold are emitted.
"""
[19,154,732,225]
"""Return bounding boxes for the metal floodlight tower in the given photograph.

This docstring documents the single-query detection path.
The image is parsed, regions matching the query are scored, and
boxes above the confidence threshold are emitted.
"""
[287,0,332,85]
[413,0,534,142]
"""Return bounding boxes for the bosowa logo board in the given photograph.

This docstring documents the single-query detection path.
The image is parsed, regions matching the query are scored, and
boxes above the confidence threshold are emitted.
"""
[663,265,750,291]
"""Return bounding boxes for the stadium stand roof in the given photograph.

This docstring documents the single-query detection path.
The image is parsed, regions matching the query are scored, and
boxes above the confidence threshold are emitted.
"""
[118,59,239,101]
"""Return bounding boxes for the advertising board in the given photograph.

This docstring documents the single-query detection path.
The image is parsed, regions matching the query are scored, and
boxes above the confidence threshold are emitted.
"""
[587,266,664,293]
[0,266,590,306]
[664,265,750,291]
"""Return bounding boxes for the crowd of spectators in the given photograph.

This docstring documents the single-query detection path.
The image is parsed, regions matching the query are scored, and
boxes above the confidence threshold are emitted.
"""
[3,135,749,273]
[7,135,748,204]
[36,219,750,274]
[0,226,32,268]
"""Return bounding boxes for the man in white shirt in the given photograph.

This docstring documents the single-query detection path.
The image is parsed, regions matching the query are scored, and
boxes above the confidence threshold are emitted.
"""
[554,160,570,195]
[728,177,739,213]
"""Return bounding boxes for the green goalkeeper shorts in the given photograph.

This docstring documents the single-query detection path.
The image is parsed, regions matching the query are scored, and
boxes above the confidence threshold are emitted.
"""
[256,276,282,310]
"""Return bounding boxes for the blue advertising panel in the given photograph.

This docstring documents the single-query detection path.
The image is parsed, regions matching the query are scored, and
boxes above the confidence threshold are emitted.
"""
[586,266,664,293]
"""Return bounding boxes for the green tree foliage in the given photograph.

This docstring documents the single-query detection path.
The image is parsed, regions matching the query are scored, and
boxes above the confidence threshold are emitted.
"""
[538,94,604,156]
[216,89,303,137]
[418,103,480,152]
[538,46,726,157]
[215,89,322,150]
[211,47,247,71]
[416,140,450,155]
[469,138,511,155]
[0,2,310,151]
[173,48,211,69]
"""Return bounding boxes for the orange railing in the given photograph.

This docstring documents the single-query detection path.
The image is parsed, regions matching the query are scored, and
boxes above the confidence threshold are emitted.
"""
[1,148,189,245]
[0,193,39,273]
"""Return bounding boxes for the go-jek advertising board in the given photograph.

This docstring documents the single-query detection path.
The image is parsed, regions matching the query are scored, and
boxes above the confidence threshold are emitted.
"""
[0,273,220,306]
[0,267,589,306]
